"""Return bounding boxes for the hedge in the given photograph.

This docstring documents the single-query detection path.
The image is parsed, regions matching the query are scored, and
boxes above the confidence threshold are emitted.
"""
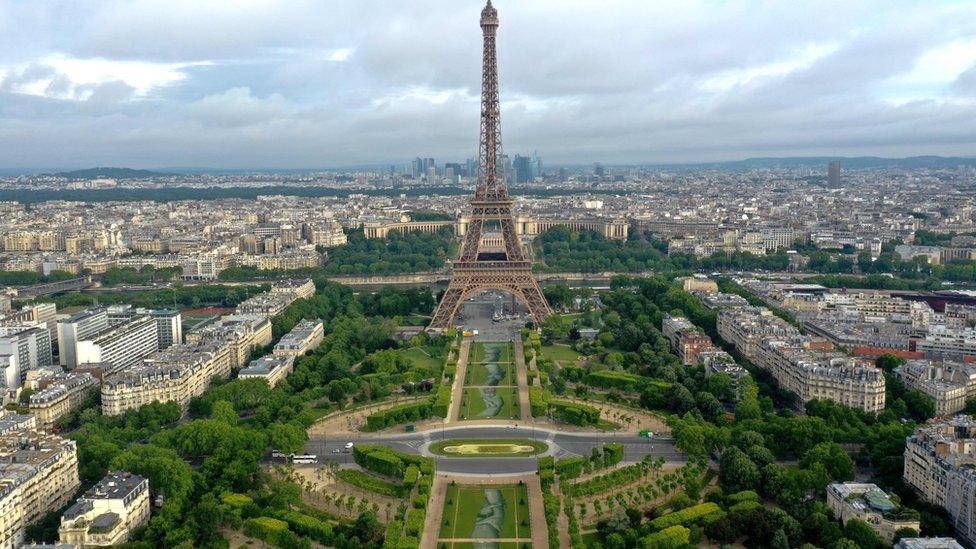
[273,510,336,545]
[538,456,555,489]
[641,525,690,548]
[550,400,600,426]
[555,456,587,480]
[353,446,405,478]
[382,520,404,549]
[354,444,436,479]
[585,370,673,394]
[337,469,407,498]
[530,387,550,417]
[364,401,433,431]
[403,465,420,489]
[432,385,452,417]
[405,508,426,537]
[603,442,624,467]
[648,502,723,531]
[243,517,310,549]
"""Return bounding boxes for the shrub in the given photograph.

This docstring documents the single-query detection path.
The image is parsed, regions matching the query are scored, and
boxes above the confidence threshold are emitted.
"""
[648,502,723,531]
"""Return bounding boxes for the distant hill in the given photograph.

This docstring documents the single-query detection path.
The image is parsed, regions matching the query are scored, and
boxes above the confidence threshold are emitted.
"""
[52,167,172,179]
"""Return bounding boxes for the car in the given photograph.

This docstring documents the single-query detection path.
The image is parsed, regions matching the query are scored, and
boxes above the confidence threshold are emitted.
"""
[332,448,340,454]
[344,442,354,449]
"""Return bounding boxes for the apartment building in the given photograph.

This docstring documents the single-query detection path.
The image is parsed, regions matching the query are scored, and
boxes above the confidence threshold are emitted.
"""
[904,416,976,546]
[187,315,271,370]
[756,338,885,412]
[101,339,231,416]
[826,482,920,543]
[57,309,109,368]
[273,319,324,358]
[75,316,159,373]
[271,278,316,300]
[894,538,964,549]
[107,305,182,349]
[662,314,715,365]
[695,291,750,310]
[29,372,99,429]
[59,470,150,547]
[895,360,976,416]
[677,276,718,294]
[717,306,799,361]
[0,427,80,549]
[238,354,294,387]
[916,327,976,361]
[0,325,53,391]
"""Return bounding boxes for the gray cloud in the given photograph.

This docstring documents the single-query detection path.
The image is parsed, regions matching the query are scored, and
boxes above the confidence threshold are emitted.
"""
[0,0,974,169]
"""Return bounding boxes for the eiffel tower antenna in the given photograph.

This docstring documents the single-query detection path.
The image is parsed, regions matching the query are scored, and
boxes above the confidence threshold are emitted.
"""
[428,0,552,330]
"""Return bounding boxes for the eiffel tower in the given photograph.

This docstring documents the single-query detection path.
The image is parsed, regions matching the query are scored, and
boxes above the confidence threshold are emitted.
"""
[428,0,552,330]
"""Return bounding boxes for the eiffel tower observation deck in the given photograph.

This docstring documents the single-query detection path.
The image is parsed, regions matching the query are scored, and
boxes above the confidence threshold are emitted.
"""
[428,1,552,330]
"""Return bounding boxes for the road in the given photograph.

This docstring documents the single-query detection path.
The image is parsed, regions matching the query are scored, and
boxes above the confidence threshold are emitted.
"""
[305,425,683,475]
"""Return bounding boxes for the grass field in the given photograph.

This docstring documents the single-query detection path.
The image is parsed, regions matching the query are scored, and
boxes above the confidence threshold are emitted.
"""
[465,362,515,386]
[429,439,548,457]
[470,342,514,364]
[439,484,530,541]
[403,347,443,371]
[539,343,583,365]
[459,387,519,420]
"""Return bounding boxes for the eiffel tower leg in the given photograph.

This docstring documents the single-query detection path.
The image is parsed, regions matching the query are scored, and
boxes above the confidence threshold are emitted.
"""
[511,272,552,324]
[429,275,470,329]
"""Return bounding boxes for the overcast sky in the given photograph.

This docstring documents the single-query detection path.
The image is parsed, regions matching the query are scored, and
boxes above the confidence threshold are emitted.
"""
[1,1,975,170]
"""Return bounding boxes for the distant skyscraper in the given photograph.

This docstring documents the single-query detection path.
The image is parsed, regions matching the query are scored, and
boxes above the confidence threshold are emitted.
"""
[465,158,476,177]
[828,161,842,187]
[593,162,605,178]
[426,165,438,184]
[531,151,543,178]
[513,154,532,183]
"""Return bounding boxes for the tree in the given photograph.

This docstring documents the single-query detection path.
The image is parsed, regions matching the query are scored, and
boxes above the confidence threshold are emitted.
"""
[210,400,239,425]
[893,527,919,543]
[719,447,760,493]
[843,518,885,549]
[540,315,571,342]
[875,353,906,372]
[800,442,854,482]
[269,422,309,454]
[771,528,790,549]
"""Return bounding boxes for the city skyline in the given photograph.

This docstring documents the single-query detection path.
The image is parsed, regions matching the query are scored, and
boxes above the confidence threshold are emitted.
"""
[1,1,975,170]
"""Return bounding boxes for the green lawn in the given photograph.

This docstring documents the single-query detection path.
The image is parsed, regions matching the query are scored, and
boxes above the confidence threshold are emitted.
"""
[465,362,515,386]
[429,439,548,457]
[539,344,583,365]
[470,342,514,364]
[439,484,530,541]
[403,347,443,371]
[459,387,519,420]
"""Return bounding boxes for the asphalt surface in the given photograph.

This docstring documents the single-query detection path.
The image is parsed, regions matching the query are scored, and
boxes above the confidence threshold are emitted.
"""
[306,425,683,475]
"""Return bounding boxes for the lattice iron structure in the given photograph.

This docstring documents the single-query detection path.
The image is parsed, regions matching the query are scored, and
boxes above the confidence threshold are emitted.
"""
[428,1,552,330]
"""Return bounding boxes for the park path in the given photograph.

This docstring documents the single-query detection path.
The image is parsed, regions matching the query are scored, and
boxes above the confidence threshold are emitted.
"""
[513,338,532,421]
[419,473,550,549]
[446,339,472,423]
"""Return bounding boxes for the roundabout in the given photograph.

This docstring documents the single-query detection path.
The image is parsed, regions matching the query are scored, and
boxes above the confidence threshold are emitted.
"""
[429,438,548,457]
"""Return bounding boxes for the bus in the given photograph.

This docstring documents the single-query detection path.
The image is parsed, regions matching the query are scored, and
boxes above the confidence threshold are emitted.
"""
[291,454,318,464]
